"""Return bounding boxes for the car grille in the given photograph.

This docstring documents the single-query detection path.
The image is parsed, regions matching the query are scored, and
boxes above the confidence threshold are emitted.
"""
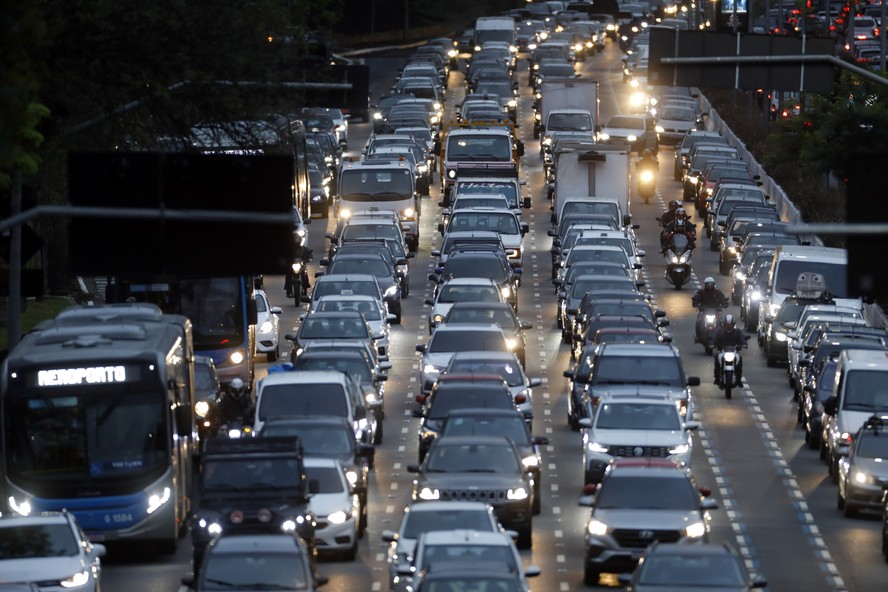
[440,488,507,502]
[612,528,682,548]
[607,445,670,458]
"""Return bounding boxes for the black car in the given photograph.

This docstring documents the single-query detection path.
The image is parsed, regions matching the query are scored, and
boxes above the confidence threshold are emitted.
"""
[413,374,516,462]
[441,302,532,366]
[439,408,549,514]
[618,542,766,591]
[255,416,373,531]
[327,239,414,297]
[408,435,534,549]
[190,438,315,571]
[432,250,521,311]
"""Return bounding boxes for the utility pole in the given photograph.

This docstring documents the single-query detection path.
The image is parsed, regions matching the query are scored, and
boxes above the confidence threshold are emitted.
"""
[8,171,23,351]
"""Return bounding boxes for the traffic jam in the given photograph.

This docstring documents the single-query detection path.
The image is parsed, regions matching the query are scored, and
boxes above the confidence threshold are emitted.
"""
[5,2,888,592]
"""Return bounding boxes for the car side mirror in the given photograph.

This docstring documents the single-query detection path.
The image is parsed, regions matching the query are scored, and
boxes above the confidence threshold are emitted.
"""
[415,344,426,353]
[687,376,701,386]
[823,396,838,415]
[320,257,330,266]
[300,295,311,303]
[521,322,533,330]
[523,197,532,209]
[308,478,321,494]
[529,377,542,387]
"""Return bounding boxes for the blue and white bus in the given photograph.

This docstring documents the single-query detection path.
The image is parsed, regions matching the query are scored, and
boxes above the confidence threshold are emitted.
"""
[1,303,195,553]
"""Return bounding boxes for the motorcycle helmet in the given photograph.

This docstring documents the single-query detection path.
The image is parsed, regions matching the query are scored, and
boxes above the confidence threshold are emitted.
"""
[704,277,716,289]
[675,207,688,220]
[668,199,680,213]
[229,377,246,399]
[642,149,652,158]
[724,314,736,329]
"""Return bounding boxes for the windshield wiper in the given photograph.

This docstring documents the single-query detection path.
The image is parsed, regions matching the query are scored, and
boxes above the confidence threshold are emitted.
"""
[202,578,237,588]
[241,584,294,591]
[463,468,497,473]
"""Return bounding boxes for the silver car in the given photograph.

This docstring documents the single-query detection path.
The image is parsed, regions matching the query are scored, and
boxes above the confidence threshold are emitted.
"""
[313,294,396,359]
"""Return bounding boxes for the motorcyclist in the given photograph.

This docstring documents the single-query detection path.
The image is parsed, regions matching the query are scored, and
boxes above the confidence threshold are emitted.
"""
[637,149,659,174]
[661,207,696,252]
[285,244,313,299]
[213,377,254,426]
[658,200,682,228]
[692,277,729,341]
[713,314,748,385]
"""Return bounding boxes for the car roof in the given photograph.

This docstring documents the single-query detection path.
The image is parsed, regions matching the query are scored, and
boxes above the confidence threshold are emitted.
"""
[450,351,520,362]
[0,513,71,527]
[419,529,514,545]
[302,456,342,469]
[598,343,678,356]
[405,500,494,513]
[302,310,366,319]
[209,534,306,553]
[444,407,525,419]
[431,322,504,333]
[260,370,350,386]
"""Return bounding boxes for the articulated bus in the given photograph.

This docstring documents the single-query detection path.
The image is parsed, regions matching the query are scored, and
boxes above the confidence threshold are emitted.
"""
[0,303,195,552]
[106,275,259,389]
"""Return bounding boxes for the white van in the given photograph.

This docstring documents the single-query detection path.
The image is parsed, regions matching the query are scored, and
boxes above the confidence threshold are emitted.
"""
[761,246,860,340]
[823,349,888,481]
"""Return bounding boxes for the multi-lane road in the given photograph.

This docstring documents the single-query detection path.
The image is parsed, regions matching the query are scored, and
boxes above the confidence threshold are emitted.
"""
[101,38,887,592]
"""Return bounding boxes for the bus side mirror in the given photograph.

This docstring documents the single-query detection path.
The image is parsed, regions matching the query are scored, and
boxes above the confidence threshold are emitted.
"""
[247,297,258,325]
[175,405,192,437]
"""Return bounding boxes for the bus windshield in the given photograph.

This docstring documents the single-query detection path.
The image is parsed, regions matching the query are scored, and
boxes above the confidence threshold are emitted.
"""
[6,390,169,482]
[339,169,414,200]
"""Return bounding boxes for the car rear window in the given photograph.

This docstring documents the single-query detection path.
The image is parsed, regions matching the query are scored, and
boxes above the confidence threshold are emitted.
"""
[258,385,348,419]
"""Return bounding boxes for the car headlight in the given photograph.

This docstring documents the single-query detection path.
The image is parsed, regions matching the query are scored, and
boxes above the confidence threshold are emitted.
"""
[685,521,706,538]
[627,134,637,142]
[587,442,609,453]
[501,285,512,298]
[769,303,781,316]
[669,253,680,264]
[669,443,690,455]
[423,364,441,375]
[655,125,665,133]
[522,455,539,468]
[259,320,274,334]
[60,570,90,588]
[373,112,383,120]
[401,207,415,220]
[346,470,359,486]
[326,510,350,525]
[418,487,440,500]
[678,251,691,264]
[598,132,610,141]
[8,496,31,516]
[853,469,874,484]
[431,314,444,324]
[384,285,399,298]
[195,400,210,418]
[734,270,746,281]
[339,208,352,219]
[775,332,788,342]
[229,350,245,365]
[505,337,518,350]
[447,169,456,179]
[587,519,609,536]
[507,487,529,500]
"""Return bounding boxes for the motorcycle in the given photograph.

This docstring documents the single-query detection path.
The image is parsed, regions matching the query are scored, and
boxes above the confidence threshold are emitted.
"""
[638,167,657,204]
[285,260,310,306]
[694,306,724,355]
[716,344,746,399]
[664,232,693,289]
[218,416,252,439]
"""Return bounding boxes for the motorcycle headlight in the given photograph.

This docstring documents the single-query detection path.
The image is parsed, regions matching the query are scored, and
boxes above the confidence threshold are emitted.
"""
[195,400,210,418]
[508,99,517,108]
[687,175,698,184]
[734,270,746,281]
[640,170,654,182]
[418,487,440,500]
[431,314,444,324]
[768,303,780,316]
[373,112,383,120]
[685,521,706,538]
[751,290,763,301]
[327,510,350,525]
[292,262,302,273]
[507,487,529,500]
[723,351,736,363]
[505,337,518,350]
[401,207,415,220]
[587,519,609,536]
[448,49,458,58]
[704,314,716,323]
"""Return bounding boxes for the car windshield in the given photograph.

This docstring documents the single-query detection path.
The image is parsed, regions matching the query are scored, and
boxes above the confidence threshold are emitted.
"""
[548,112,593,131]
[316,299,382,321]
[456,182,519,207]
[304,465,345,493]
[592,356,683,387]
[595,403,681,430]
[428,388,513,419]
[659,106,695,121]
[449,212,519,234]
[438,284,501,303]
[402,510,494,538]
[607,116,645,129]
[562,202,619,220]
[442,414,528,441]
[774,260,848,298]
[259,424,353,455]
[338,170,414,200]
[258,385,348,420]
[300,316,368,339]
[636,555,746,586]
[201,551,307,590]
[313,279,379,300]
[202,457,306,491]
[443,258,508,281]
[429,331,505,353]
[447,307,517,329]
[449,359,523,386]
[842,371,888,411]
[329,258,392,277]
[421,543,518,572]
[0,524,79,558]
[566,249,630,266]
[573,236,634,256]
[594,476,697,509]
[590,303,653,322]
[425,442,519,472]
[570,277,635,300]
[292,358,372,383]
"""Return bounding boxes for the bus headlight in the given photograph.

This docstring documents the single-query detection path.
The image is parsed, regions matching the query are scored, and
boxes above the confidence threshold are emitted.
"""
[447,169,457,179]
[228,350,245,365]
[8,496,32,516]
[147,487,171,514]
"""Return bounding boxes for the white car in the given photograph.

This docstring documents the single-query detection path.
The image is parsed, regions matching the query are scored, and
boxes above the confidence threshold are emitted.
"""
[579,390,699,485]
[0,512,106,591]
[311,294,396,359]
[255,289,282,362]
[304,457,362,560]
[425,277,506,333]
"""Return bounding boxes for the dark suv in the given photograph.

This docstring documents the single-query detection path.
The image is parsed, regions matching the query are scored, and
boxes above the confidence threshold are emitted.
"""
[191,438,315,571]
[409,435,535,549]
[578,459,718,586]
